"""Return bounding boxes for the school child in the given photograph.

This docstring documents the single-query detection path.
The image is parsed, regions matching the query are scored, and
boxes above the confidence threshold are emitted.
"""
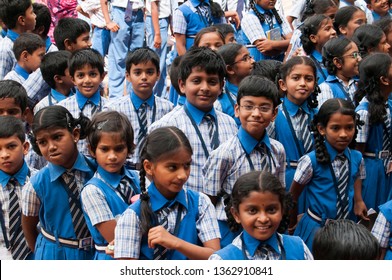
[214,23,236,44]
[286,0,309,30]
[318,37,361,108]
[53,17,92,52]
[81,111,140,260]
[4,33,45,86]
[268,56,319,195]
[333,6,367,39]
[173,0,226,55]
[339,0,373,23]
[313,219,379,259]
[375,17,392,57]
[149,47,238,193]
[371,199,392,259]
[58,48,108,157]
[365,0,392,23]
[289,98,368,250]
[193,26,225,52]
[355,53,392,210]
[32,2,58,53]
[203,75,285,247]
[21,106,96,260]
[209,171,313,260]
[0,0,36,80]
[103,47,173,170]
[352,24,391,58]
[300,14,337,84]
[113,126,221,260]
[241,0,293,62]
[0,116,35,260]
[251,59,284,97]
[284,0,339,62]
[215,43,255,126]
[34,51,74,114]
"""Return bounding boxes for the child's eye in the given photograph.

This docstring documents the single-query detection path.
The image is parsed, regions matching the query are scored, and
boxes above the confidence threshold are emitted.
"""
[133,71,141,76]
[7,144,16,150]
[267,207,277,214]
[115,146,126,153]
[305,76,315,82]
[147,70,156,75]
[37,140,47,146]
[208,80,218,86]
[247,208,257,215]
[191,79,200,84]
[291,75,299,80]
[99,147,109,152]
[167,165,177,171]
[89,72,97,77]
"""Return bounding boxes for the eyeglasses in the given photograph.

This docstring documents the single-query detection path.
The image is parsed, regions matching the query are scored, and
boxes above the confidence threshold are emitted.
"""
[340,51,361,60]
[230,55,254,65]
[240,105,272,113]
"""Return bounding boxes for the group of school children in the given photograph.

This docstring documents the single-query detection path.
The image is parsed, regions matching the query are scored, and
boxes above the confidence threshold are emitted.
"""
[0,0,392,261]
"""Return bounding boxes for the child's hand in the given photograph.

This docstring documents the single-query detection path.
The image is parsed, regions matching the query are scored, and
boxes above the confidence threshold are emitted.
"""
[147,226,179,250]
[105,240,115,257]
[106,21,120,32]
[354,200,369,221]
[255,39,281,56]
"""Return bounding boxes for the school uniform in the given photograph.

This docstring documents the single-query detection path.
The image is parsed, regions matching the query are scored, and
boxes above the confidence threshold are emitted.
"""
[369,10,392,24]
[173,0,225,50]
[214,81,240,126]
[356,97,391,210]
[21,153,97,260]
[308,50,328,84]
[209,231,312,260]
[203,126,286,247]
[58,89,108,156]
[103,91,174,166]
[45,36,58,53]
[339,0,374,24]
[81,166,140,260]
[114,182,220,259]
[241,4,292,61]
[34,88,73,114]
[286,27,303,61]
[0,29,18,79]
[287,0,307,28]
[318,75,358,108]
[149,100,238,193]
[293,142,365,250]
[0,161,36,260]
[371,200,392,259]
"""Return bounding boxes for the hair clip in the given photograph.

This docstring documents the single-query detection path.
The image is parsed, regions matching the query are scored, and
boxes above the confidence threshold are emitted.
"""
[96,119,109,130]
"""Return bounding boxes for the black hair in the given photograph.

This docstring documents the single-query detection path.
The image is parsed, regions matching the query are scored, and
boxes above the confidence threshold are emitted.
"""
[0,80,28,112]
[355,53,392,124]
[68,48,105,77]
[178,46,226,85]
[193,26,225,47]
[138,126,193,235]
[125,47,160,73]
[12,32,45,60]
[333,6,364,36]
[0,116,26,143]
[249,0,283,30]
[352,24,385,57]
[86,110,135,154]
[32,2,51,37]
[237,75,280,108]
[301,0,340,22]
[279,56,320,108]
[322,36,353,75]
[168,55,183,96]
[30,106,90,156]
[40,50,71,89]
[313,219,380,260]
[209,0,225,18]
[374,17,392,36]
[0,0,32,30]
[311,98,362,163]
[251,59,282,84]
[225,171,293,234]
[217,43,244,66]
[53,17,90,51]
[214,23,235,38]
[300,14,332,54]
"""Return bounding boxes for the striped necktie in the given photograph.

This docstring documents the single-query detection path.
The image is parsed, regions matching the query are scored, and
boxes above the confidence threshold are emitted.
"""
[298,108,313,154]
[153,205,172,260]
[255,143,270,171]
[201,1,212,26]
[382,111,391,170]
[204,114,219,150]
[8,178,31,259]
[117,177,134,204]
[138,102,148,149]
[62,171,89,238]
[258,244,270,260]
[335,155,349,219]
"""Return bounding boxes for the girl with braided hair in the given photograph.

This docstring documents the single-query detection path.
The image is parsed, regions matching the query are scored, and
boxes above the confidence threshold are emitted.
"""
[355,53,392,210]
[113,126,220,260]
[289,98,368,251]
[241,0,293,62]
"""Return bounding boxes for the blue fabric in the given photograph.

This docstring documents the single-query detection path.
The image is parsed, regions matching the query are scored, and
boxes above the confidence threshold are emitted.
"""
[310,50,328,84]
[130,90,155,109]
[76,89,100,110]
[0,161,29,187]
[184,100,217,125]
[14,64,30,80]
[92,27,110,57]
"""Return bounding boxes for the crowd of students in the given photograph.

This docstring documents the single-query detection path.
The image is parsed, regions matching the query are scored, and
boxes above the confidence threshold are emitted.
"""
[0,0,391,261]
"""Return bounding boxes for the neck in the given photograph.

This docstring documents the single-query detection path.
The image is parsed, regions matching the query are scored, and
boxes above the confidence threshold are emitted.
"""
[17,62,33,74]
[228,76,241,86]
[56,86,72,97]
[133,91,152,101]
[336,72,350,85]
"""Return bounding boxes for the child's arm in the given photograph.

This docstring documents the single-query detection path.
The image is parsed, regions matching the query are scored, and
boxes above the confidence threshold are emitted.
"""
[353,177,368,220]
[96,220,117,243]
[254,36,292,57]
[151,1,162,49]
[175,33,187,56]
[288,181,306,235]
[100,0,119,32]
[224,10,240,29]
[21,215,39,252]
[147,226,220,260]
[76,5,90,18]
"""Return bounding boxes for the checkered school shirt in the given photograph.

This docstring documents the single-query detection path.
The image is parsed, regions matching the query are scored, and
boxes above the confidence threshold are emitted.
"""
[114,189,220,259]
[318,77,357,109]
[203,131,286,221]
[371,212,390,248]
[149,104,238,193]
[103,94,174,164]
[0,36,16,80]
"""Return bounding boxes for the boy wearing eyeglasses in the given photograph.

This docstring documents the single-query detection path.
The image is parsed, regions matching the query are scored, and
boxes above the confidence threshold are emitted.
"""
[202,75,285,248]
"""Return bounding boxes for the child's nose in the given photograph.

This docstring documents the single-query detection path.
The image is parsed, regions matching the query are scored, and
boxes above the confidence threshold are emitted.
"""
[177,168,188,180]
[0,149,9,158]
[257,212,269,223]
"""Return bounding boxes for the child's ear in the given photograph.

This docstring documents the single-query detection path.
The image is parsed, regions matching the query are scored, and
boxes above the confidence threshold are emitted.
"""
[54,74,64,84]
[271,107,278,122]
[226,64,235,76]
[230,207,241,224]
[309,34,318,44]
[125,71,131,82]
[178,79,186,94]
[143,159,153,176]
[278,79,287,92]
[22,141,30,156]
[317,124,326,137]
[87,144,96,158]
[72,127,80,143]
[23,107,33,125]
[234,103,240,118]
[21,50,29,62]
[64,39,74,52]
[339,26,347,36]
[333,57,342,69]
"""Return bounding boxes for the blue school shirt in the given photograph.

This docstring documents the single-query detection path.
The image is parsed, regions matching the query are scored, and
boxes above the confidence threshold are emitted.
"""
[319,75,358,107]
[14,64,30,80]
[216,81,240,126]
[379,200,392,258]
[309,50,328,84]
[82,166,140,260]
[211,231,305,260]
[29,153,96,260]
[130,183,201,260]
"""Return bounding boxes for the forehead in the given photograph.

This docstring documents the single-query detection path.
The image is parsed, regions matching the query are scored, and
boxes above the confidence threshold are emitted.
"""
[199,32,223,42]
[328,112,355,124]
[0,134,23,145]
[74,64,99,73]
[76,32,90,40]
[240,96,274,105]
[288,64,315,74]
[0,98,21,109]
[129,60,157,70]
[188,66,220,78]
[97,131,125,144]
